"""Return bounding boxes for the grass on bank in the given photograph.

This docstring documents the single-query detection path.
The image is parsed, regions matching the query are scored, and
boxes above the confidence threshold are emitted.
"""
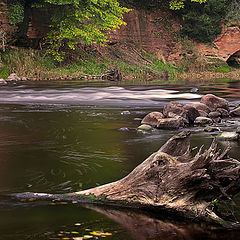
[0,48,179,80]
[0,47,238,81]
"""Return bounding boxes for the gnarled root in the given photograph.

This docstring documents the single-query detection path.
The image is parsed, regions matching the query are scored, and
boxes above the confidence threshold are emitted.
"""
[10,131,240,226]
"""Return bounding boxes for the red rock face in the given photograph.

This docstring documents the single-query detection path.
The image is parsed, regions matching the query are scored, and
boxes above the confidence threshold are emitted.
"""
[110,9,180,60]
[196,26,240,61]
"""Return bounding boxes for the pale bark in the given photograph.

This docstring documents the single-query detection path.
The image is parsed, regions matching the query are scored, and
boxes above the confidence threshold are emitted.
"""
[11,131,240,225]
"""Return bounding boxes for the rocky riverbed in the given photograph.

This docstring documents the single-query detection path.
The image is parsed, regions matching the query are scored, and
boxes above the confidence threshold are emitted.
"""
[138,94,240,140]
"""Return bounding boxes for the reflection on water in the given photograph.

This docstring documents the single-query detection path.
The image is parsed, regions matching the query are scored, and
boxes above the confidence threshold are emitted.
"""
[0,81,240,239]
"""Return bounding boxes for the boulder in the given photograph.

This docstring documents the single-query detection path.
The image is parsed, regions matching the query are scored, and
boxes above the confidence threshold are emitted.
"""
[194,117,213,125]
[216,132,239,141]
[7,73,21,81]
[163,102,187,119]
[183,104,200,123]
[141,112,164,127]
[156,116,187,129]
[212,117,221,123]
[137,124,152,131]
[208,111,221,118]
[230,107,240,117]
[190,102,211,114]
[200,94,229,111]
[216,108,229,117]
[198,110,209,117]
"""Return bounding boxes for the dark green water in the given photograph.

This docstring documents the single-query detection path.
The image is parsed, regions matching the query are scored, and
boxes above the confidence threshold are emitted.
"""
[0,80,240,240]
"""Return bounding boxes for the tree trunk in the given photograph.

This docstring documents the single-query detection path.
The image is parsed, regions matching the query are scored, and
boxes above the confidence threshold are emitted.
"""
[11,131,240,226]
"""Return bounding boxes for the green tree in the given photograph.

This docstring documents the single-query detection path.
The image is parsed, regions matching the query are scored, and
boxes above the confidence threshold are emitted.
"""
[7,0,130,61]
[178,0,227,43]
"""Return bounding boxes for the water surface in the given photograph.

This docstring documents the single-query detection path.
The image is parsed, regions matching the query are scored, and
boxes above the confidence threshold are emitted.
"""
[1,80,240,240]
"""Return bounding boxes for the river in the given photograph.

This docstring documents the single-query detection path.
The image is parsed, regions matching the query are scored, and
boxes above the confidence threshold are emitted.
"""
[0,80,240,240]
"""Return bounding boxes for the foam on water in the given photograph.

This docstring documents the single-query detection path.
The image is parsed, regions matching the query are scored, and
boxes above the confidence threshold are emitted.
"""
[0,86,201,106]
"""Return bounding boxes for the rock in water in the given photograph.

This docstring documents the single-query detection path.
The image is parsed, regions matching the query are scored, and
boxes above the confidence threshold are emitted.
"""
[163,102,187,119]
[141,112,164,127]
[200,94,229,111]
[156,116,187,129]
[183,104,200,123]
[121,111,131,115]
[236,127,240,133]
[190,103,211,114]
[137,124,152,131]
[209,111,221,118]
[204,126,220,132]
[118,127,129,132]
[194,117,213,125]
[216,108,229,117]
[190,88,199,93]
[217,132,239,141]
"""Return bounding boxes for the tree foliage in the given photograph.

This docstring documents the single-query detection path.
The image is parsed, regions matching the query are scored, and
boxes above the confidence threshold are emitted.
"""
[6,0,130,61]
[7,1,25,25]
[178,0,227,43]
[44,0,130,61]
[225,0,240,24]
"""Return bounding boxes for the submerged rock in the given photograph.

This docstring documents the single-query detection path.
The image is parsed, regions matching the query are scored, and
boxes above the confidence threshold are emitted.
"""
[216,132,239,141]
[121,110,131,115]
[194,117,213,125]
[200,94,229,111]
[141,112,164,127]
[118,127,129,132]
[204,126,220,132]
[137,124,152,131]
[134,118,142,121]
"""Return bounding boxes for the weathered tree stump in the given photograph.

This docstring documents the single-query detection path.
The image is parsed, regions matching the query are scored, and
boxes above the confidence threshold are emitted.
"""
[11,131,240,226]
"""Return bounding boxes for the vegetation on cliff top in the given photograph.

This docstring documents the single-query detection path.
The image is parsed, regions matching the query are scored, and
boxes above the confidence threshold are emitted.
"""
[1,0,240,80]
[5,0,220,62]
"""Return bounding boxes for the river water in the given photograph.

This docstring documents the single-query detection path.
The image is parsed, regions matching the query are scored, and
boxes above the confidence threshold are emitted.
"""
[0,80,240,240]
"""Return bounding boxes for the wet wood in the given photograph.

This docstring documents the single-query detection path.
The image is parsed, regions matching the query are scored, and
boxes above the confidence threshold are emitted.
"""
[10,131,240,226]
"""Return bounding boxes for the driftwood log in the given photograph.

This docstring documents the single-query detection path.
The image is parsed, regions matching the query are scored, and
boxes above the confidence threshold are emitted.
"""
[81,67,122,81]
[11,131,240,226]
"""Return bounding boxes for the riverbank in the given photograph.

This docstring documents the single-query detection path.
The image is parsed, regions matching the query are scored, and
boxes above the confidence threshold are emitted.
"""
[0,46,239,82]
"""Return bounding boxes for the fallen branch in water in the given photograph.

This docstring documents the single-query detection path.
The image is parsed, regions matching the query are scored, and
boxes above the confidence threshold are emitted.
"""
[10,131,240,227]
